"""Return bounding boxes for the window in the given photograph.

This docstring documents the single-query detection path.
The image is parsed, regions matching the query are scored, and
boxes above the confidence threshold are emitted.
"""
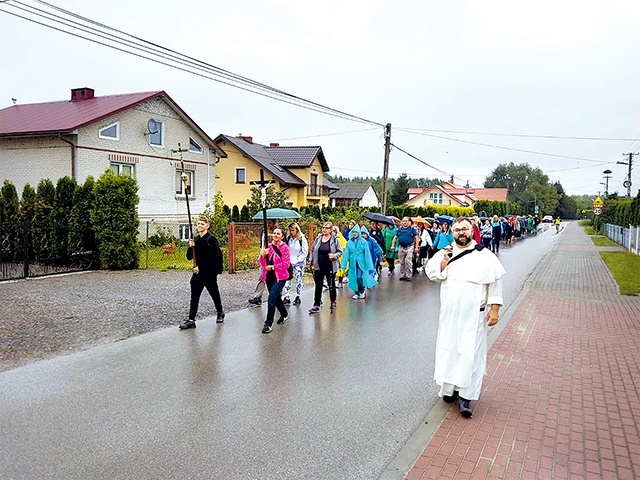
[176,169,194,196]
[110,162,135,177]
[179,224,191,241]
[189,137,203,154]
[429,193,443,204]
[148,119,163,146]
[99,122,119,140]
[235,168,246,183]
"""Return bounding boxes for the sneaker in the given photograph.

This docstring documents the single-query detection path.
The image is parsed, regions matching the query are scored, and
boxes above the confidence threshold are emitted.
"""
[309,305,321,314]
[352,293,359,299]
[331,301,337,310]
[282,297,291,306]
[459,397,473,418]
[293,296,301,306]
[248,298,262,306]
[262,324,273,334]
[216,312,225,323]
[179,320,196,330]
[277,315,289,324]
[357,292,366,299]
[388,270,394,276]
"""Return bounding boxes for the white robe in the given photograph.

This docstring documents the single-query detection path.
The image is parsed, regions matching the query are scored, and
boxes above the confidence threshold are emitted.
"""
[425,242,506,400]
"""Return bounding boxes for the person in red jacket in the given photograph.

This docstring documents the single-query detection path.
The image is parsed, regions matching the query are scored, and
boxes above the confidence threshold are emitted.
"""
[471,213,482,245]
[259,227,291,334]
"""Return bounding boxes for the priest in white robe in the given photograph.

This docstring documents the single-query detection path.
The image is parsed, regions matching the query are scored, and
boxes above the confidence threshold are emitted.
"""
[425,217,506,418]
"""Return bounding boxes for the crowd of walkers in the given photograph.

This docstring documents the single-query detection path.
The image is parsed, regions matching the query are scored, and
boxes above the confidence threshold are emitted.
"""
[179,213,544,333]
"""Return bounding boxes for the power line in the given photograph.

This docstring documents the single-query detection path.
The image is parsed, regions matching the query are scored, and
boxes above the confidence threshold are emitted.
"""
[396,126,639,142]
[1,0,384,128]
[269,128,379,142]
[395,127,617,164]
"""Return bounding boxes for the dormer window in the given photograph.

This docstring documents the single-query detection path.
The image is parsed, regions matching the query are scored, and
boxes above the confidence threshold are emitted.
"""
[99,122,119,141]
[189,137,203,154]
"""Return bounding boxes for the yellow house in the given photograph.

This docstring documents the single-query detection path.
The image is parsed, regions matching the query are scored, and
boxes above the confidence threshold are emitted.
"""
[214,134,335,209]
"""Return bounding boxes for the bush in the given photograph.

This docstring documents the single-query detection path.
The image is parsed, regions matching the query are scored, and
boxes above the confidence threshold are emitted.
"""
[93,170,140,269]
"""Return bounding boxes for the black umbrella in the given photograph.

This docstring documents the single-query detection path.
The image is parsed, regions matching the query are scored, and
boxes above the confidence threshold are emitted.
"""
[363,212,395,225]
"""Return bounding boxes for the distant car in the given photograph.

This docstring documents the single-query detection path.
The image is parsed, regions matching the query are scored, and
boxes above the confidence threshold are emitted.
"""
[542,215,553,223]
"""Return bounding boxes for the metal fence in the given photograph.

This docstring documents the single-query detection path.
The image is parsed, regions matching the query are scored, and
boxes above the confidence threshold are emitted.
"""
[0,221,98,281]
[605,223,639,255]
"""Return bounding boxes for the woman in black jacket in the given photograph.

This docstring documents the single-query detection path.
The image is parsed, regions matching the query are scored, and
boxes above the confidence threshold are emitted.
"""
[179,216,225,330]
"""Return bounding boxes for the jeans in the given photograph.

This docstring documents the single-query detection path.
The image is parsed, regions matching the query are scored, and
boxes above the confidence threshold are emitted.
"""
[265,277,287,327]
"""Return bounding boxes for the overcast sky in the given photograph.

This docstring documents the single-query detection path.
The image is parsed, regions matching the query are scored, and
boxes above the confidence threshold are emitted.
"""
[2,0,639,197]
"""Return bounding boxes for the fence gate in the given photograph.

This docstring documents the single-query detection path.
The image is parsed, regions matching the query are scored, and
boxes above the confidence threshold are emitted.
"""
[0,220,97,281]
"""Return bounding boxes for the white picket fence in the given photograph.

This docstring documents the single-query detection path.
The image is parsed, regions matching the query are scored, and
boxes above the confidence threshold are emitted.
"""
[605,223,639,255]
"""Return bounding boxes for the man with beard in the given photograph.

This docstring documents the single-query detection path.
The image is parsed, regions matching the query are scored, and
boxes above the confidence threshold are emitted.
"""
[425,217,506,418]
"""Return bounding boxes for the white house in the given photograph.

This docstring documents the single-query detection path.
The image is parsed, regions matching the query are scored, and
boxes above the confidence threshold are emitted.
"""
[0,87,227,225]
[329,183,380,208]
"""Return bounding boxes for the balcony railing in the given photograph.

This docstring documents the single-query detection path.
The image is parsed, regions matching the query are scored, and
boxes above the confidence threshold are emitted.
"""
[307,184,330,197]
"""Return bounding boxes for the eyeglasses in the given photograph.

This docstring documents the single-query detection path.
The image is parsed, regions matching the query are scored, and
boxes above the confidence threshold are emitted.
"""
[453,227,471,233]
[322,226,331,229]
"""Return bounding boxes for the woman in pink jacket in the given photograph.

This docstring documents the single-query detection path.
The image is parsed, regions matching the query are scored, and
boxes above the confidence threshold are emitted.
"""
[259,227,292,334]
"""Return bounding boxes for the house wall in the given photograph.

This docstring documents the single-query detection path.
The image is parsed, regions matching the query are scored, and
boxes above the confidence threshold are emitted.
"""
[360,186,380,208]
[0,136,72,192]
[0,97,218,222]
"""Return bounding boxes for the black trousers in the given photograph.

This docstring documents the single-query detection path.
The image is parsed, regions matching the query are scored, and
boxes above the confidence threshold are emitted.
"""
[189,273,223,320]
[313,269,336,306]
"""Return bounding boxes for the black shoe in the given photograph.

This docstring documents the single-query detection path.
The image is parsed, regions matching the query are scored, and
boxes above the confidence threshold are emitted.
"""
[443,390,459,404]
[262,324,273,334]
[216,312,225,323]
[282,297,291,306]
[459,397,473,418]
[293,296,301,306]
[248,298,262,306]
[179,320,196,330]
[277,314,289,324]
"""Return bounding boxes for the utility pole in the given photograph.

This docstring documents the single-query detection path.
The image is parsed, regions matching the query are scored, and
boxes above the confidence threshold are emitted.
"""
[617,153,636,199]
[602,169,612,196]
[381,123,391,215]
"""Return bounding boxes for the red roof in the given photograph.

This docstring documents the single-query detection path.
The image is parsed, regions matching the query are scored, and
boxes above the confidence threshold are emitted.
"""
[0,91,163,136]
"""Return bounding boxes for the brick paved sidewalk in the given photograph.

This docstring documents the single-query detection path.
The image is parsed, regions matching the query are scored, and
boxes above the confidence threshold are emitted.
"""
[406,222,640,480]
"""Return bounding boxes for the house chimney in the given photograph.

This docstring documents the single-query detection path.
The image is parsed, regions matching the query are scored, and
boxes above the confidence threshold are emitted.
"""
[236,135,253,144]
[270,143,280,148]
[71,88,95,102]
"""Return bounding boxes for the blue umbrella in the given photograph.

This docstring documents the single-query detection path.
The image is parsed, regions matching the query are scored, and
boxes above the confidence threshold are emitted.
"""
[252,208,301,220]
[437,214,456,225]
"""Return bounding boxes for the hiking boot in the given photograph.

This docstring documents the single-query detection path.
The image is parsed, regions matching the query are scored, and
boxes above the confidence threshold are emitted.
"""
[293,296,301,306]
[309,305,321,314]
[216,312,225,323]
[282,297,291,306]
[262,324,273,334]
[277,315,289,324]
[443,390,459,404]
[179,320,196,330]
[459,397,473,418]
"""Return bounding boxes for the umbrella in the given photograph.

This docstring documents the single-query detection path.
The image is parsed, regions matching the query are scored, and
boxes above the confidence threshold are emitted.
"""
[363,212,395,225]
[252,208,300,220]
[411,216,431,227]
[437,214,456,225]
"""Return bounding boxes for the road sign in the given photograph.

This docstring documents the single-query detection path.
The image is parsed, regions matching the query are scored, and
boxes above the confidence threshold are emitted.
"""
[593,196,603,208]
[623,180,632,189]
[534,205,539,214]
[593,208,602,216]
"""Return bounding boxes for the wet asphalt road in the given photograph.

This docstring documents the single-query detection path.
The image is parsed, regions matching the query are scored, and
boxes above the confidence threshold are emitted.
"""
[0,227,561,479]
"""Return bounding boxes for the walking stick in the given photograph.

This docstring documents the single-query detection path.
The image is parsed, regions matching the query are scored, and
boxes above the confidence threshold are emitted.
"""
[173,144,197,272]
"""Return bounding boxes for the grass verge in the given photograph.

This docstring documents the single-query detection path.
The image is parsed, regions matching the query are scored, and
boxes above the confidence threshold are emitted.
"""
[591,236,618,247]
[599,251,640,295]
